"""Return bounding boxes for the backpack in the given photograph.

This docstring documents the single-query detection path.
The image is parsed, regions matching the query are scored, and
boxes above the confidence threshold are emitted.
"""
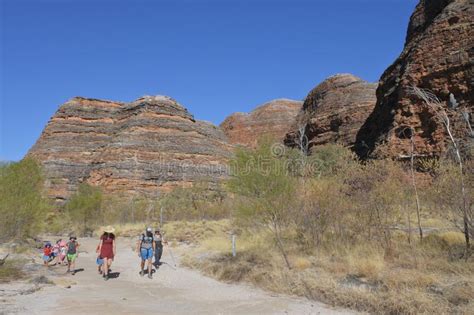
[140,234,154,249]
[67,241,77,255]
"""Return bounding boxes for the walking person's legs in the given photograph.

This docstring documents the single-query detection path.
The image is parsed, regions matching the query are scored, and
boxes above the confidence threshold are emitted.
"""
[70,254,77,275]
[103,257,110,280]
[154,247,162,267]
[140,258,145,276]
[66,256,71,272]
[147,257,153,279]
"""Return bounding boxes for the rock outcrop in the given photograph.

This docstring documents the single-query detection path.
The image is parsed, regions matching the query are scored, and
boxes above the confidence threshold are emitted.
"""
[285,74,377,151]
[355,0,473,159]
[220,99,302,148]
[28,96,232,201]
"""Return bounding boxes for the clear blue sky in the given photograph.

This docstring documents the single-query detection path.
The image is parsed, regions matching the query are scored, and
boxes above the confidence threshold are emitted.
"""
[0,0,418,161]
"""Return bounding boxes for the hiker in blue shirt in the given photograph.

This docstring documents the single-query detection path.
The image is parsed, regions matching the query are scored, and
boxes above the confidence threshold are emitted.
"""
[136,227,155,279]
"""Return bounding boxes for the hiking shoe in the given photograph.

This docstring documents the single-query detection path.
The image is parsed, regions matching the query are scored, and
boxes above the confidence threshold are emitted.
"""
[104,274,109,281]
[148,274,152,279]
[139,270,144,277]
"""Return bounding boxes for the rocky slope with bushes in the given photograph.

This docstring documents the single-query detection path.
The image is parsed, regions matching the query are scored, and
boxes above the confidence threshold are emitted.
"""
[28,96,233,202]
[220,99,302,148]
[355,0,473,159]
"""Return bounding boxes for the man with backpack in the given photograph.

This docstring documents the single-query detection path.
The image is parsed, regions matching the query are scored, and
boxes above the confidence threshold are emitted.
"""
[136,227,155,279]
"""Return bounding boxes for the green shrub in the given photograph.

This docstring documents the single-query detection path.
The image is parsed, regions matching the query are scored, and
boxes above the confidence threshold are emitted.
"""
[159,182,228,221]
[65,183,103,235]
[0,158,51,241]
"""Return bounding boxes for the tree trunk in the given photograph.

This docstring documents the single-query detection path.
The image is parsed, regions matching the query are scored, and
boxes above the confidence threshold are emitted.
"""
[410,134,423,241]
[271,219,292,270]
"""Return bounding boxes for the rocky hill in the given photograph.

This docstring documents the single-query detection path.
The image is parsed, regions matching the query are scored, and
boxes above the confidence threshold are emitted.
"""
[355,0,473,159]
[285,74,377,151]
[28,96,232,202]
[220,99,302,148]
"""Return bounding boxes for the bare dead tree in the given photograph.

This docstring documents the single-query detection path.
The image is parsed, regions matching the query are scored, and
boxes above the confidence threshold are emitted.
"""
[409,128,423,241]
[398,125,423,241]
[462,110,474,137]
[296,123,309,156]
[410,86,471,253]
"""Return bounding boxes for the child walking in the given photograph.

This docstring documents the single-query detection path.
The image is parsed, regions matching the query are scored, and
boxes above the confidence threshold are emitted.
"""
[42,242,53,266]
[66,236,80,275]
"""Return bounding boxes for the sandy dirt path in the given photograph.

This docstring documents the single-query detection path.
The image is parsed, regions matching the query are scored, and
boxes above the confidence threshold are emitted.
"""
[7,238,353,315]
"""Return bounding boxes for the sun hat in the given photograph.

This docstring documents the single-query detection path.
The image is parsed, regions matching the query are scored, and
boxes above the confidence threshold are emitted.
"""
[104,226,115,234]
[146,227,153,233]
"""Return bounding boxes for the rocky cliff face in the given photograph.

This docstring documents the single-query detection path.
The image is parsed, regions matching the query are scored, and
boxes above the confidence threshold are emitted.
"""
[355,0,473,159]
[28,96,232,201]
[285,74,377,151]
[220,99,302,148]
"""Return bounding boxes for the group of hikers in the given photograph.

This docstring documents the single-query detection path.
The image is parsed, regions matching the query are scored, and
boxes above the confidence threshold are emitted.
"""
[42,226,167,281]
[42,237,79,274]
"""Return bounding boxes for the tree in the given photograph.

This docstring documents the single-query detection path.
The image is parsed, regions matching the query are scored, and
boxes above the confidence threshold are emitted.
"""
[0,158,51,241]
[410,86,472,254]
[228,141,297,269]
[65,183,103,235]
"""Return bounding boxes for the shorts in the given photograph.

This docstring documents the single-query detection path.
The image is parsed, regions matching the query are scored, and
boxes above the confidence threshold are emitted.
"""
[43,255,53,262]
[67,253,77,262]
[96,257,104,265]
[140,248,154,260]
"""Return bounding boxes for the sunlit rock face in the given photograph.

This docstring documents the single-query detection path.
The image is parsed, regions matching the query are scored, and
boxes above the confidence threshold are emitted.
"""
[221,99,303,148]
[285,74,377,151]
[28,95,233,202]
[355,0,473,159]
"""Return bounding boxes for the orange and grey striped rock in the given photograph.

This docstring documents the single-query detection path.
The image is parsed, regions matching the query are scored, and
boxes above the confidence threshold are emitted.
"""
[355,0,473,159]
[28,96,232,202]
[220,99,302,148]
[285,74,377,151]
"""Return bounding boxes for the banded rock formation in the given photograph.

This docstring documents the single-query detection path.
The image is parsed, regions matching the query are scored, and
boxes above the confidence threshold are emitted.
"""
[285,74,377,151]
[28,96,232,201]
[220,99,302,148]
[355,0,473,159]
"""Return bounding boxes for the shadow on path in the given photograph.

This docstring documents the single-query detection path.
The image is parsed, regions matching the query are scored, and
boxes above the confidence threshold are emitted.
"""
[108,272,121,279]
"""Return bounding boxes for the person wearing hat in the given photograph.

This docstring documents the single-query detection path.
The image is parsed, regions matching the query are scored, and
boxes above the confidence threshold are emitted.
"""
[97,226,116,281]
[136,227,155,279]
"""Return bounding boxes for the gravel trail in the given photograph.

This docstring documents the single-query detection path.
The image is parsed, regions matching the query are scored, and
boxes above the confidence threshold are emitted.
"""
[5,238,353,315]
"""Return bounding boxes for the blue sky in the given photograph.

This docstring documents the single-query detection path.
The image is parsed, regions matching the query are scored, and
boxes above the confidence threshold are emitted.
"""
[0,0,418,161]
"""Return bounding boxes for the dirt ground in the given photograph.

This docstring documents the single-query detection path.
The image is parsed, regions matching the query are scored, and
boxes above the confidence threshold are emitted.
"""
[0,237,354,315]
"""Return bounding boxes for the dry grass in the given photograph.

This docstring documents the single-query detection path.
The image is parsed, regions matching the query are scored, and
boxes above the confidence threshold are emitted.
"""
[163,220,231,244]
[180,220,474,315]
[95,220,231,241]
[0,260,24,283]
[290,256,312,270]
